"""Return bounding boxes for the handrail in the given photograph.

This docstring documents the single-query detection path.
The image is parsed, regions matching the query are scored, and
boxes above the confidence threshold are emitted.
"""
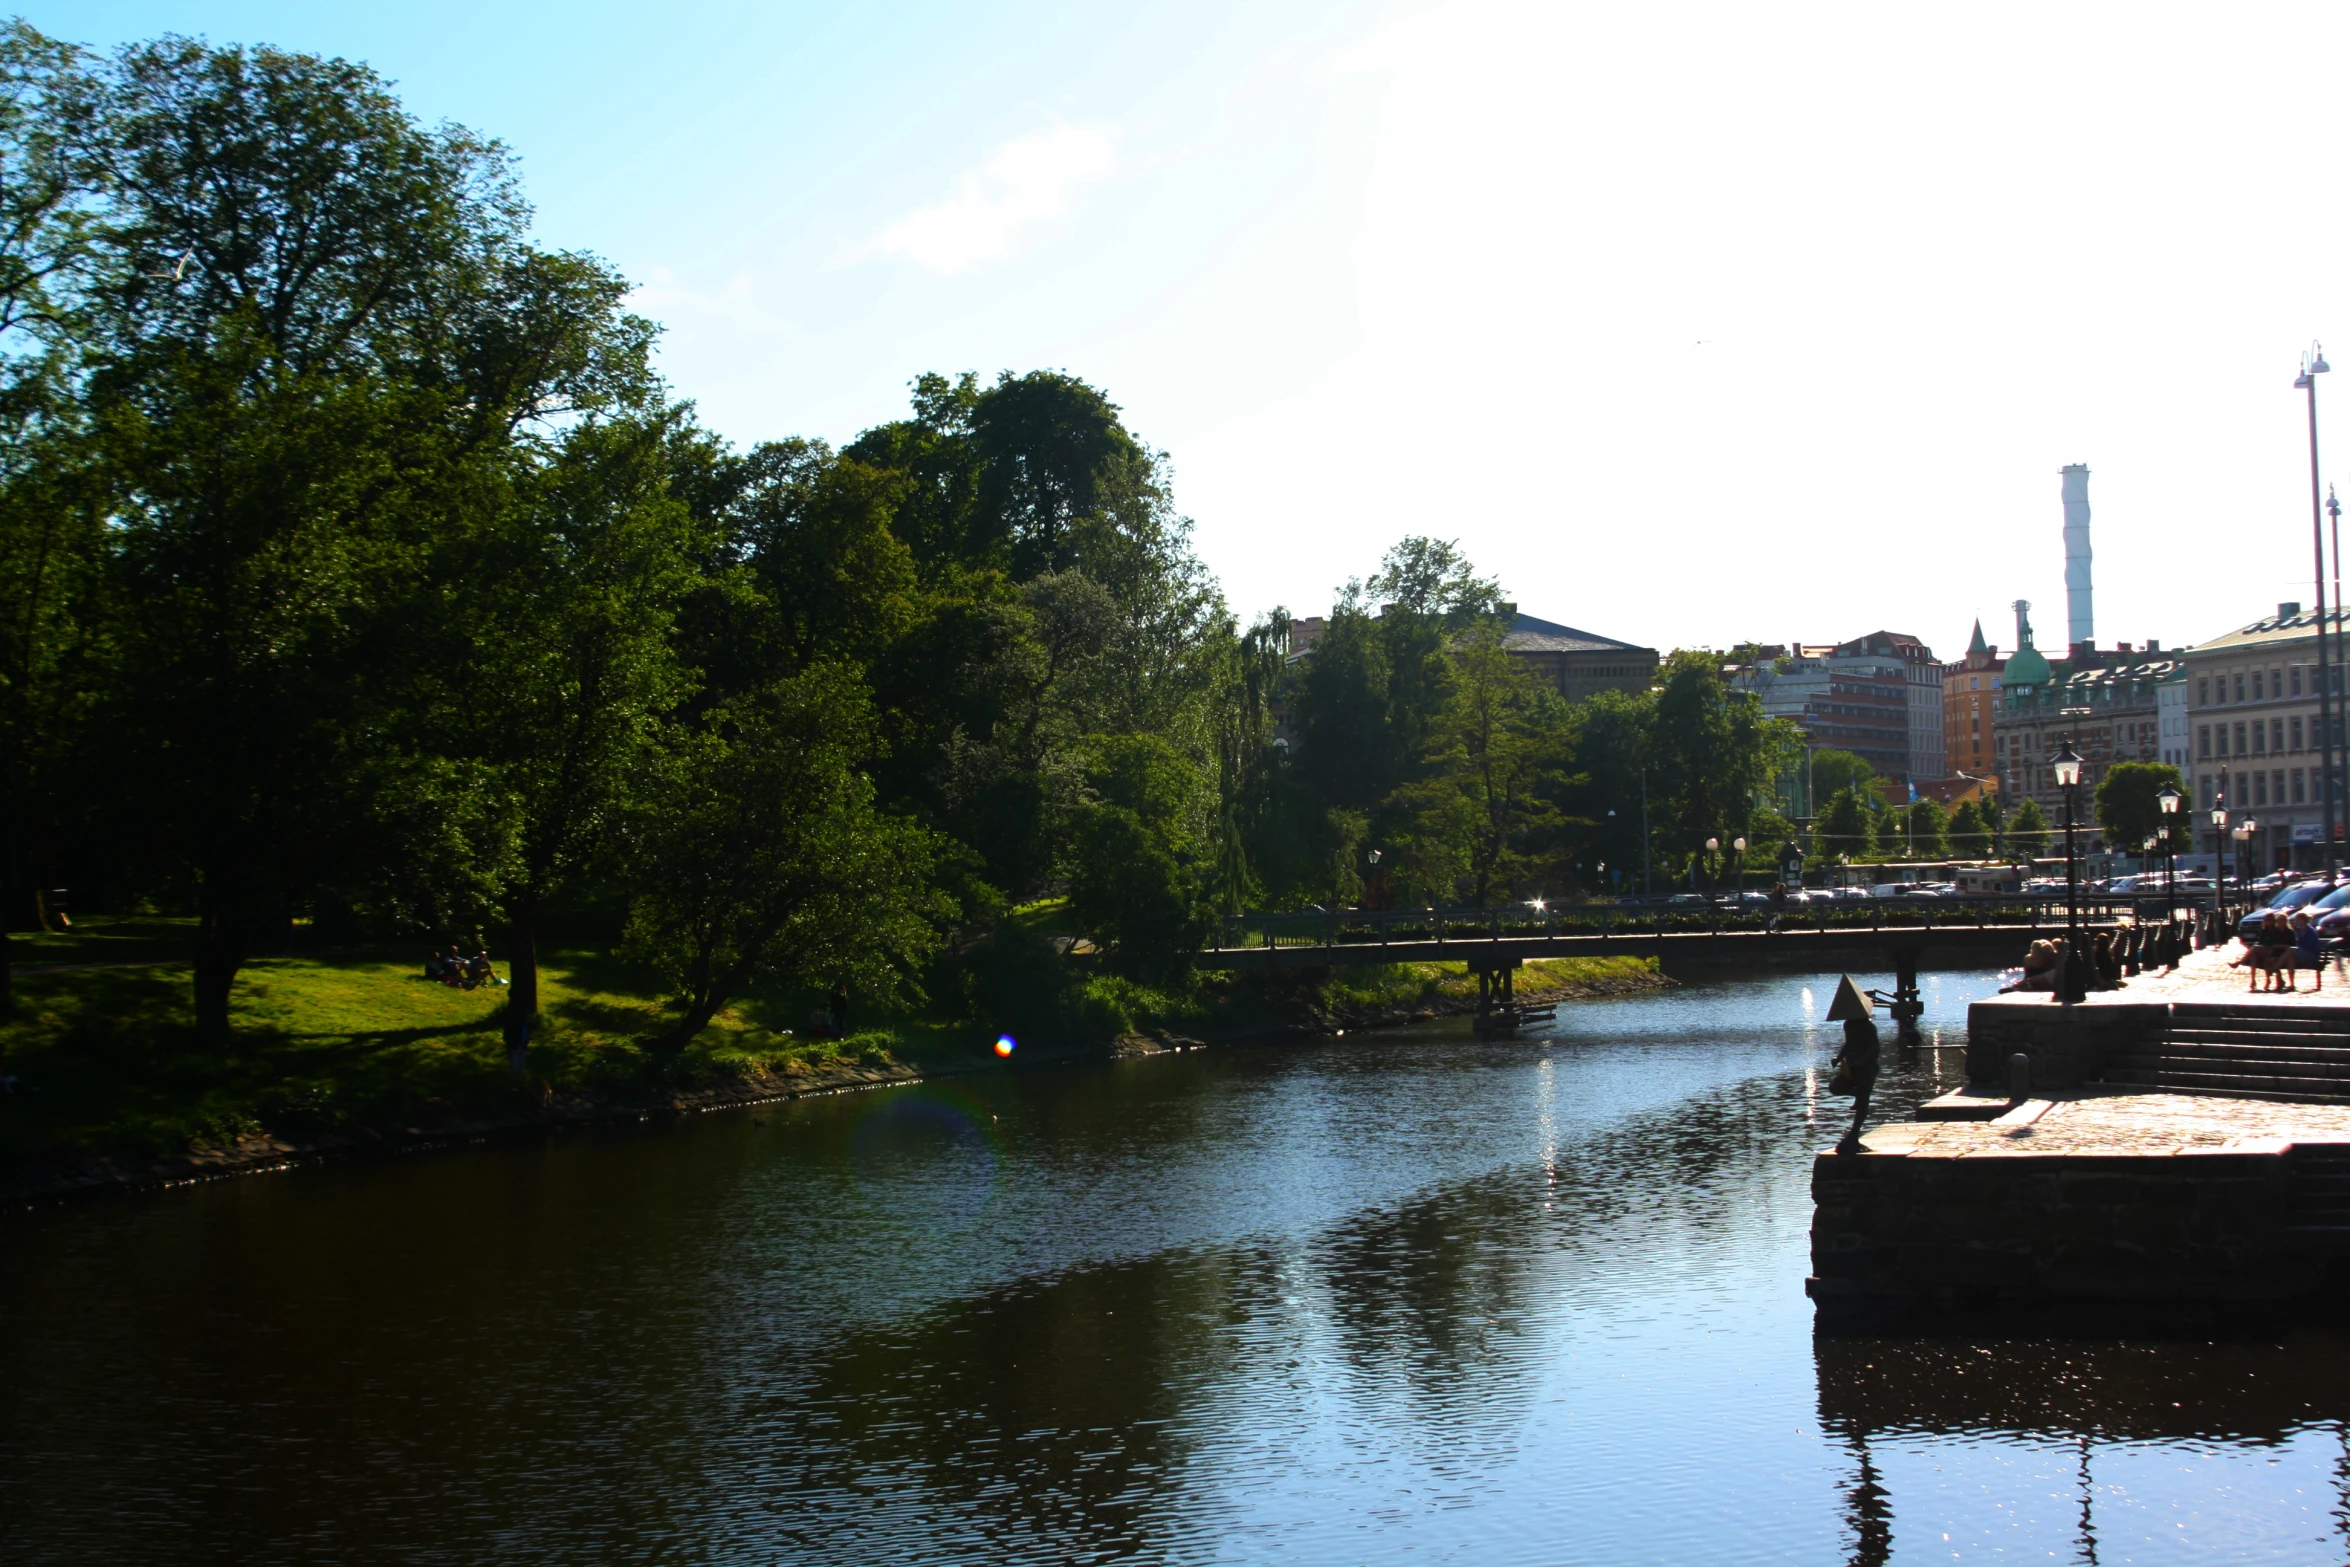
[1213,893,2146,952]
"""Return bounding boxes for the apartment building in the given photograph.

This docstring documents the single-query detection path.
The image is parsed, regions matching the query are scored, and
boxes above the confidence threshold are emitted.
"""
[1942,620,2004,786]
[2182,602,2348,872]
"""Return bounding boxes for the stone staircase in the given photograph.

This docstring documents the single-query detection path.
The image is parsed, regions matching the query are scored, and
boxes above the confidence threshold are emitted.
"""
[2287,1144,2350,1253]
[2100,1003,2350,1105]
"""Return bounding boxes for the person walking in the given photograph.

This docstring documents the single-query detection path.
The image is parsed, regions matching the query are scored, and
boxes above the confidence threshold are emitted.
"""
[1827,974,1881,1157]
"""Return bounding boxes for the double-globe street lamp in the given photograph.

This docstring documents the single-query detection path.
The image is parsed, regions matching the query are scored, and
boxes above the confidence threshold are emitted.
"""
[2235,818,2259,901]
[2052,739,2089,1004]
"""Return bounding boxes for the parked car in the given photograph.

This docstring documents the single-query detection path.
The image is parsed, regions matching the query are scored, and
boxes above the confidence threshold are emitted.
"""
[2239,879,2343,942]
[2297,883,2350,939]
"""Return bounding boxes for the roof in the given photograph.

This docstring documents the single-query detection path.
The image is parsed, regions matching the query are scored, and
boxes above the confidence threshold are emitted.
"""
[1966,619,1990,655]
[2184,606,2350,658]
[1500,611,1654,657]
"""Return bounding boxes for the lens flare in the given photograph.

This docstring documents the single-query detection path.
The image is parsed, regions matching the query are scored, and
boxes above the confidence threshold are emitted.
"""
[993,1034,1016,1057]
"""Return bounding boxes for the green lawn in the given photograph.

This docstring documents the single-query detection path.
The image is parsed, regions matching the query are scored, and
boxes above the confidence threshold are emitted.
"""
[0,919,941,1161]
[0,917,1663,1168]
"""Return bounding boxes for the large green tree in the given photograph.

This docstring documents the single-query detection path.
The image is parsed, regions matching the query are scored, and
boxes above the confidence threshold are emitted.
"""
[627,664,946,1051]
[75,37,650,1039]
[2094,760,2187,852]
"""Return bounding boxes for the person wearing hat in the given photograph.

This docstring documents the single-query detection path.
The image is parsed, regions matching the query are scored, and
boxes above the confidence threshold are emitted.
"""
[1826,973,1881,1156]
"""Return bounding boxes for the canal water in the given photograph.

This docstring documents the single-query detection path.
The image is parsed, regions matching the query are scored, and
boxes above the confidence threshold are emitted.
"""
[7,968,2350,1564]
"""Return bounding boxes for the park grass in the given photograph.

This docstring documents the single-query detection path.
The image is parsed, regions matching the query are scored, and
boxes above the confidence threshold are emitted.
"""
[0,920,937,1163]
[0,917,1665,1173]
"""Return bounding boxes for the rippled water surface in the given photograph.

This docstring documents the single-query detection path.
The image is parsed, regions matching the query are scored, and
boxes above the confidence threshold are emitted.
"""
[9,967,2350,1564]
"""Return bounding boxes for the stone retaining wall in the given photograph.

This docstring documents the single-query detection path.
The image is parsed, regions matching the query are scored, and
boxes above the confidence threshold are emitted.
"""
[1808,1142,2306,1321]
[1965,997,2161,1088]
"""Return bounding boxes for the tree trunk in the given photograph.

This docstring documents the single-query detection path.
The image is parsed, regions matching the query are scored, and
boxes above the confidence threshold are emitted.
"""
[193,952,238,1042]
[193,881,245,1046]
[503,910,538,1075]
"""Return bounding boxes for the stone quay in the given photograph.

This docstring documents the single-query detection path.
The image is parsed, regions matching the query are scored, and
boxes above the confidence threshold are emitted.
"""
[1810,947,2350,1326]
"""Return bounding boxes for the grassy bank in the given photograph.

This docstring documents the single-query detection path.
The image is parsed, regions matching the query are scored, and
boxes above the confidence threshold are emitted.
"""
[0,917,1667,1192]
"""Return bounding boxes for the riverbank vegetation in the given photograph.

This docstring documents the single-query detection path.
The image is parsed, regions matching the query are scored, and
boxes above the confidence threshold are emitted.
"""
[2,22,1714,1171]
[0,914,1662,1169]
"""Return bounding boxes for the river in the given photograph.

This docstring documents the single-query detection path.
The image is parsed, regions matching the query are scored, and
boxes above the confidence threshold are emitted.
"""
[6,967,2350,1564]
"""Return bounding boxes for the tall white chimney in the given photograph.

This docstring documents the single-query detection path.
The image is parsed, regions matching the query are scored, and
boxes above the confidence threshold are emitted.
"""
[2061,463,2093,649]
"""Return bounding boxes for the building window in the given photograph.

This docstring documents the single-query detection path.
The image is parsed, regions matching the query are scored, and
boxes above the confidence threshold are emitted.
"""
[2236,721,2249,755]
[2273,718,2285,754]
[2295,768,2308,803]
[2293,715,2306,751]
[2199,677,2211,705]
[2256,772,2269,806]
[2255,670,2265,701]
[2237,674,2248,703]
[2275,666,2285,697]
[2199,724,2212,759]
[2202,776,2215,809]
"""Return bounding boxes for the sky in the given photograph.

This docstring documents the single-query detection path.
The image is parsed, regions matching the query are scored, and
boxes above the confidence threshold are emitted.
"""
[38,0,2350,662]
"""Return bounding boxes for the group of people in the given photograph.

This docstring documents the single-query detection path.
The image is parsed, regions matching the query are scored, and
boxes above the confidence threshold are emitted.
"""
[424,945,502,990]
[2000,934,2127,994]
[2231,909,2328,993]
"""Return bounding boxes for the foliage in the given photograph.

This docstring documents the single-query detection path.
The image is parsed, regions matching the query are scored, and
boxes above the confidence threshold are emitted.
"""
[1947,797,1990,857]
[1807,748,1874,811]
[2093,760,2187,851]
[625,665,949,1050]
[1814,786,1875,860]
[2008,798,2051,858]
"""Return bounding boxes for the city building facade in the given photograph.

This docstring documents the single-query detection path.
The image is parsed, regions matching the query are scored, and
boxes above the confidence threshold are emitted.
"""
[1941,619,2005,788]
[1834,631,1947,784]
[1994,605,2178,846]
[2180,602,2348,872]
[1497,606,1658,699]
[1734,650,1913,789]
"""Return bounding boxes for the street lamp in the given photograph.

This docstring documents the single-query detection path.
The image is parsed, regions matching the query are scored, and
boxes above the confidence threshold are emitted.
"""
[2212,796,2230,941]
[2235,818,2258,900]
[1705,835,1719,895]
[2157,781,2183,963]
[2052,738,2087,1002]
[1732,834,1747,896]
[2300,344,2342,878]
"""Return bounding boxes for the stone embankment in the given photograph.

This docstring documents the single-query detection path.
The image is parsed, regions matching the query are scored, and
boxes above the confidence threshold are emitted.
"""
[1813,947,2350,1325]
[3,1054,926,1209]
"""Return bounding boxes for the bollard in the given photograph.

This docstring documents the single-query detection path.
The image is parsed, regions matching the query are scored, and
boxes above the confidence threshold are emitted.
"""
[2008,1051,2031,1101]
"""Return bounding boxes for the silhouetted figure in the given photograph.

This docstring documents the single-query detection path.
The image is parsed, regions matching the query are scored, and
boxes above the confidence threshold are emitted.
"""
[1827,974,1880,1157]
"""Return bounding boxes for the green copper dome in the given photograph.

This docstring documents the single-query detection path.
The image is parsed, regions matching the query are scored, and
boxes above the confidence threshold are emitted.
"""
[2004,641,2051,688]
[2004,641,2051,687]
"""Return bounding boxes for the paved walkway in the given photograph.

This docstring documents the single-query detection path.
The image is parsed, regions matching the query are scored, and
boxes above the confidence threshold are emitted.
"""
[1859,1091,2350,1158]
[2069,942,2350,1010]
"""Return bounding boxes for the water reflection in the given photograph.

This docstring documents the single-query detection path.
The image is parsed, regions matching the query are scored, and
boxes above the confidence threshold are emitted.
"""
[7,965,2350,1563]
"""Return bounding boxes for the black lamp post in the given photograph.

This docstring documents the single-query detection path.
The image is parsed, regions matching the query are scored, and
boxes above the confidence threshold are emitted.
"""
[2211,797,2229,942]
[2053,738,2088,1003]
[1732,834,1747,897]
[1705,835,1720,896]
[2236,818,2258,900]
[2156,782,2183,964]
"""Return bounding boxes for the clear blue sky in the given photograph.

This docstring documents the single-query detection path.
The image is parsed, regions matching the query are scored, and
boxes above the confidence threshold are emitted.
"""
[36,2,2350,662]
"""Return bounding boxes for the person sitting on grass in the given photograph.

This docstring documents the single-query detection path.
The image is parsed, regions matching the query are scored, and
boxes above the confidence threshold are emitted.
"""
[425,948,448,982]
[466,951,499,989]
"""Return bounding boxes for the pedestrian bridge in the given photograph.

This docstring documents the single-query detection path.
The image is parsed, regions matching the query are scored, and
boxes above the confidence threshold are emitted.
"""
[1199,895,2160,974]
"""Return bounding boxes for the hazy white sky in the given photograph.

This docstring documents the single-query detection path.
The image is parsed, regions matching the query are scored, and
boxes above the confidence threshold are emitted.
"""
[45,0,2350,660]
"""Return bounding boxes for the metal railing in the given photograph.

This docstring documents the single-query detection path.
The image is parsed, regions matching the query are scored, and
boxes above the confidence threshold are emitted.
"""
[1214,893,2163,954]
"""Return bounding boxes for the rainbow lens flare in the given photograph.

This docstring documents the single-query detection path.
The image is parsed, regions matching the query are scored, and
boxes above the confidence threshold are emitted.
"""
[993,1034,1016,1057]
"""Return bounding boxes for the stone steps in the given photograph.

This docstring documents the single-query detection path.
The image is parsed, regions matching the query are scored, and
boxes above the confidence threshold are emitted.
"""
[2101,1067,2350,1104]
[2288,1148,2350,1250]
[2092,1003,2350,1103]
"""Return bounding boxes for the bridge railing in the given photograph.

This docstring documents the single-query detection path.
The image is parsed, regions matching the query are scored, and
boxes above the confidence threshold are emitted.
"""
[1213,893,2165,954]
